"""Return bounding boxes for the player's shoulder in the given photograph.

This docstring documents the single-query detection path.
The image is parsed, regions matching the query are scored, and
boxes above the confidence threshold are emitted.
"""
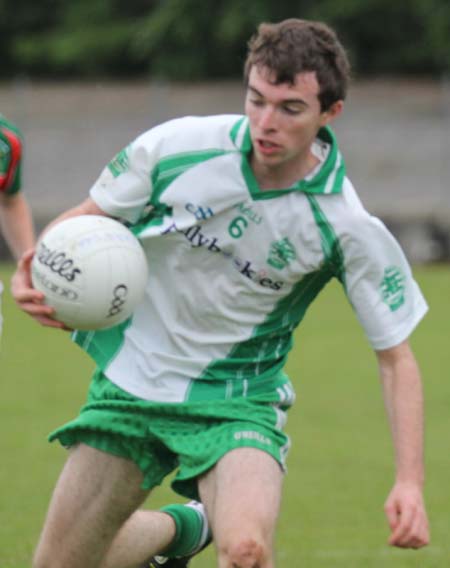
[163,114,243,131]
[134,114,244,155]
[0,114,23,193]
[318,176,398,260]
[0,114,22,141]
[314,176,383,237]
[315,176,366,217]
[0,114,23,163]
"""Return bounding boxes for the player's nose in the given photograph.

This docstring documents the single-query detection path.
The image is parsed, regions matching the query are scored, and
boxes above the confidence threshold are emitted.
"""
[258,106,277,131]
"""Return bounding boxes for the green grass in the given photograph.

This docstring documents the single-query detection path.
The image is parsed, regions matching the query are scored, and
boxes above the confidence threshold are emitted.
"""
[0,263,449,567]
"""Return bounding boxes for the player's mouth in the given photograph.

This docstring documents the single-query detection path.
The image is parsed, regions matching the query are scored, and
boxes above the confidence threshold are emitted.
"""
[255,138,282,156]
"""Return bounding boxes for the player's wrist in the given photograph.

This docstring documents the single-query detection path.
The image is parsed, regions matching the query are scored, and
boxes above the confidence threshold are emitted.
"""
[393,475,425,491]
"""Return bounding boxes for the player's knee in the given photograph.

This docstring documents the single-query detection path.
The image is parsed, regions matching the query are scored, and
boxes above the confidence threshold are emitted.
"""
[219,534,269,567]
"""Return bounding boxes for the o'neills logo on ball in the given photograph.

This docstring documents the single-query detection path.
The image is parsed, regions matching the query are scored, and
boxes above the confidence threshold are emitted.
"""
[32,266,79,301]
[107,284,128,317]
[36,242,82,282]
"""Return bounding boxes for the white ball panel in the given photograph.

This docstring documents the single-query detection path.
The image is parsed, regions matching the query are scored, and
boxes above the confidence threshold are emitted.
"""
[31,215,149,330]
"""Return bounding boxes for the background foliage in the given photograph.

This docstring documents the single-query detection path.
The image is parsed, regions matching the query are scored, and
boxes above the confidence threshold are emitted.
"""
[1,0,450,80]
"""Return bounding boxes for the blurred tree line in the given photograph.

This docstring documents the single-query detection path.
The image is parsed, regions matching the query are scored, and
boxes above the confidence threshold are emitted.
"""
[1,0,450,80]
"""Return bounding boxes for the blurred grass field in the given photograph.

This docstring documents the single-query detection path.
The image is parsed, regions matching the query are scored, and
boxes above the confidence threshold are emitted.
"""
[0,262,448,568]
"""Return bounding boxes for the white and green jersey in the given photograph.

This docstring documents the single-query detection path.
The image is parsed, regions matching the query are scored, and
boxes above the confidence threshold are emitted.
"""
[74,114,427,403]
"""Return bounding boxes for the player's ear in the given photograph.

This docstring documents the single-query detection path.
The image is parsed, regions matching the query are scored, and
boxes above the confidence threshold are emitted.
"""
[319,100,344,126]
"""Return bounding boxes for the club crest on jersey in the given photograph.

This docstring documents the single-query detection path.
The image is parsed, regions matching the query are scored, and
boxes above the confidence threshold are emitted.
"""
[108,147,130,178]
[267,237,297,270]
[380,266,406,311]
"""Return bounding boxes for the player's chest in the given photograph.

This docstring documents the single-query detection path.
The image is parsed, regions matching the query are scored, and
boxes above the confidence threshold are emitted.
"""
[161,186,324,288]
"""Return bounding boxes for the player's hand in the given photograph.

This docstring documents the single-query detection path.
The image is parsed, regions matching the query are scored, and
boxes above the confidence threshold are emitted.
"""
[10,249,68,329]
[384,482,430,549]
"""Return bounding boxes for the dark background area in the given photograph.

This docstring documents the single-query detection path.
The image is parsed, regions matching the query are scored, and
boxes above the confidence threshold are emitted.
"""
[2,0,450,81]
[1,0,450,263]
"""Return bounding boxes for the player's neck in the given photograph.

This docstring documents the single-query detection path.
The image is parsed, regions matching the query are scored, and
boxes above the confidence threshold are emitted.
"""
[251,150,320,191]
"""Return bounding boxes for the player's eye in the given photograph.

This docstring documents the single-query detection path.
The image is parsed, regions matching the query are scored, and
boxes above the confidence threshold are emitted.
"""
[282,105,302,115]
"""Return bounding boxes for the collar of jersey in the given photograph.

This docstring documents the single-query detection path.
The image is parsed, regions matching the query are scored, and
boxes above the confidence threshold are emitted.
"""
[229,116,345,200]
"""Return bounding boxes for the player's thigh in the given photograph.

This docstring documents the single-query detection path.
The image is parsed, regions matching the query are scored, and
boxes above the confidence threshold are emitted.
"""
[198,446,283,543]
[38,443,149,551]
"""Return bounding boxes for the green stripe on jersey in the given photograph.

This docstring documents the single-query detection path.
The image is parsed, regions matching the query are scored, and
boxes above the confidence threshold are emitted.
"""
[72,318,133,370]
[189,193,348,389]
[150,149,230,207]
[189,265,335,392]
[132,149,232,233]
[307,195,346,286]
[229,116,247,145]
[238,125,345,199]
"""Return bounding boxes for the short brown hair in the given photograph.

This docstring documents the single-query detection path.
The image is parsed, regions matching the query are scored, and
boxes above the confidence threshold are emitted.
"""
[244,19,350,111]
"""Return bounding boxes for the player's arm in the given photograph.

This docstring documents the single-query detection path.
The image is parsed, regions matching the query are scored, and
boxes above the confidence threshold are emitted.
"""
[10,197,109,328]
[376,339,429,549]
[0,192,35,260]
[40,196,110,236]
[12,127,153,326]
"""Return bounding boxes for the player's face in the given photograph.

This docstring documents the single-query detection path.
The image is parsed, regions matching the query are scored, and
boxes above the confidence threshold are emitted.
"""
[245,65,343,186]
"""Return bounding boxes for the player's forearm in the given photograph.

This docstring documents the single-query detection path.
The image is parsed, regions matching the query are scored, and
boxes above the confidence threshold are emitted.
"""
[377,340,425,487]
[0,193,35,259]
[39,197,109,239]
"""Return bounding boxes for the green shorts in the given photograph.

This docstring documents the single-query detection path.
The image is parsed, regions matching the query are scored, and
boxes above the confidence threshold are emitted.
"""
[49,369,293,499]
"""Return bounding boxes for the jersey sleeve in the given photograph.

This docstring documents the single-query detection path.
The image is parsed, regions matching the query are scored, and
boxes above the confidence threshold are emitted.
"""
[89,115,241,224]
[341,212,428,350]
[0,122,23,195]
[89,131,158,224]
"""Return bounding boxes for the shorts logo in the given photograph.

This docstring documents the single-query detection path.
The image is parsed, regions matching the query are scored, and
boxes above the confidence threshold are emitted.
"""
[267,237,296,270]
[380,266,406,311]
[234,431,272,445]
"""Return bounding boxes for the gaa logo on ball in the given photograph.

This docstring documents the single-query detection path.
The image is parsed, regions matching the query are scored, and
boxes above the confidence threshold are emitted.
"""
[31,215,149,330]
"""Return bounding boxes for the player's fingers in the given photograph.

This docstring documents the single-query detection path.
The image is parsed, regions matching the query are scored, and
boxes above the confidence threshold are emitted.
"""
[12,247,36,280]
[384,501,400,532]
[389,506,429,549]
[392,514,420,547]
[388,504,415,546]
[13,288,45,304]
[398,531,429,549]
[11,272,42,301]
[17,301,54,317]
[34,315,67,329]
[18,248,35,265]
[12,287,48,309]
[16,248,36,275]
[403,515,430,549]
